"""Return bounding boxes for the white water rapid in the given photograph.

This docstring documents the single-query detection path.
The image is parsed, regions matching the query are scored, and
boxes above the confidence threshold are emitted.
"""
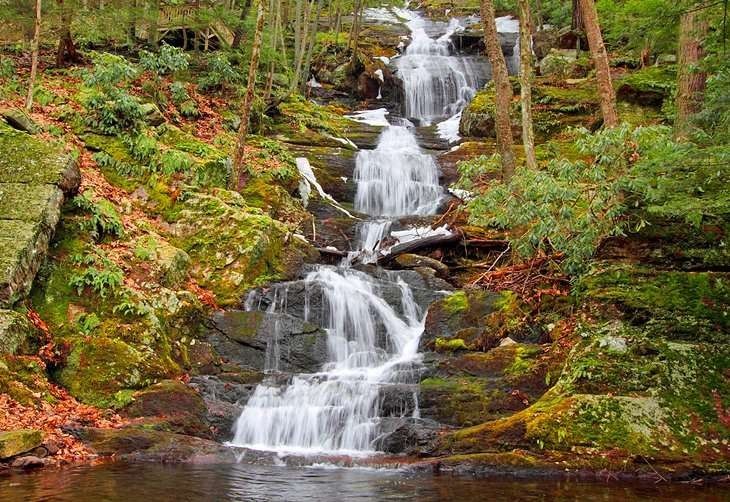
[230,6,514,458]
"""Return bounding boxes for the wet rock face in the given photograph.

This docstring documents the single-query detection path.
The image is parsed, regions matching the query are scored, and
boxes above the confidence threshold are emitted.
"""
[189,374,261,441]
[420,290,500,351]
[373,417,442,454]
[208,310,330,374]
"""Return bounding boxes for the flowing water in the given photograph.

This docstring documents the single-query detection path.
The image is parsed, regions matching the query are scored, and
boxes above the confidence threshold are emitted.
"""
[229,7,466,456]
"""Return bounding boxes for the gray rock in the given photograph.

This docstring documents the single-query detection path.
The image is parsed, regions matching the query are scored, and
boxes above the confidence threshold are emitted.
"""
[2,108,40,134]
[141,102,165,126]
[373,417,442,454]
[208,310,329,373]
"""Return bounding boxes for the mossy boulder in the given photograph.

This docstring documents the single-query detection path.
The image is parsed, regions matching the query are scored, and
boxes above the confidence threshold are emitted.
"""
[175,189,318,306]
[0,123,80,307]
[132,235,190,287]
[2,108,40,134]
[121,379,211,438]
[420,344,547,427]
[0,429,42,459]
[0,355,54,405]
[615,66,676,106]
[538,49,590,79]
[56,336,172,408]
[0,309,35,355]
[421,289,500,351]
[75,427,236,463]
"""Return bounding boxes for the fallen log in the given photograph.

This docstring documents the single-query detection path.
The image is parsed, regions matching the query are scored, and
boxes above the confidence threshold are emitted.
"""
[377,232,462,264]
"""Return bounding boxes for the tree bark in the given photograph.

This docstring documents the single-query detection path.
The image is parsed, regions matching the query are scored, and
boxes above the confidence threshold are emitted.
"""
[300,0,322,93]
[675,8,708,140]
[231,0,253,49]
[579,0,618,128]
[518,0,537,170]
[56,0,78,66]
[231,0,266,191]
[26,0,42,111]
[481,0,516,180]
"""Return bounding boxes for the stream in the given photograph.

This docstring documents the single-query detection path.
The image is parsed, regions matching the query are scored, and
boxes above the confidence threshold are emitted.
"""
[1,463,726,501]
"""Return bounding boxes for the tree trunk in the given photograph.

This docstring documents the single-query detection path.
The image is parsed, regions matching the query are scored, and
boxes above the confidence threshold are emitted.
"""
[481,0,516,179]
[56,0,78,66]
[675,8,708,140]
[349,0,363,66]
[300,0,322,93]
[518,0,537,170]
[579,0,618,128]
[231,0,253,49]
[26,0,42,111]
[231,0,266,191]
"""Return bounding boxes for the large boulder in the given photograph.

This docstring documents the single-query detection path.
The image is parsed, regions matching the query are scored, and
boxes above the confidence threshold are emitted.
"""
[174,189,318,306]
[0,310,35,355]
[208,310,329,373]
[121,380,211,439]
[0,123,80,307]
[421,289,500,351]
[0,429,42,459]
[74,427,237,463]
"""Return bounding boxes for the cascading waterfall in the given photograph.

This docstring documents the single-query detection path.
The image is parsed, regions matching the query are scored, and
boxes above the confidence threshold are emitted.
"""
[354,126,442,218]
[230,7,511,457]
[395,15,490,125]
[231,267,424,454]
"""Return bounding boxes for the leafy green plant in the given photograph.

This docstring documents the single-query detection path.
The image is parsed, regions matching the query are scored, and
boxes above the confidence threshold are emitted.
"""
[197,53,243,92]
[69,249,124,298]
[158,149,191,174]
[463,124,730,275]
[77,312,101,335]
[169,81,199,118]
[122,133,159,163]
[82,53,143,134]
[138,44,189,76]
[72,192,125,240]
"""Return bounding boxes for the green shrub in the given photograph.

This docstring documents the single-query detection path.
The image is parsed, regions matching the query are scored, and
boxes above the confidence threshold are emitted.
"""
[138,44,189,75]
[72,192,125,240]
[197,53,243,92]
[463,124,730,275]
[69,248,125,298]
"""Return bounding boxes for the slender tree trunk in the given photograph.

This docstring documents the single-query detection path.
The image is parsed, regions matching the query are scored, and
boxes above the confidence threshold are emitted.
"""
[147,0,160,45]
[534,0,543,30]
[579,0,618,128]
[56,0,78,66]
[481,0,516,179]
[263,0,280,101]
[518,0,537,170]
[231,0,266,191]
[300,0,322,93]
[675,8,708,140]
[349,0,363,66]
[26,0,42,111]
[290,0,313,93]
[231,0,253,49]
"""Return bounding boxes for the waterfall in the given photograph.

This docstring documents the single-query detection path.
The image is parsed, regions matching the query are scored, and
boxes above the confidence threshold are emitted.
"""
[230,7,509,457]
[354,126,442,217]
[395,16,490,125]
[231,267,424,454]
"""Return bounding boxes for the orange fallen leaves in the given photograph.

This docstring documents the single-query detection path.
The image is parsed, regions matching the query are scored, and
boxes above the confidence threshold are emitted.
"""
[0,388,125,466]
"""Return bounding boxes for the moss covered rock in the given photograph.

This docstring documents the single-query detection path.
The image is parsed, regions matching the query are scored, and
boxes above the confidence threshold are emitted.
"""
[121,379,211,438]
[56,336,171,408]
[175,189,318,305]
[0,429,42,459]
[0,310,35,355]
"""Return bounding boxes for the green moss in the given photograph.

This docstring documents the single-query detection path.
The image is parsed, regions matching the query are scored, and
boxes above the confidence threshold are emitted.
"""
[505,345,542,376]
[0,122,75,185]
[443,291,469,314]
[174,189,317,305]
[0,355,55,405]
[580,264,730,330]
[435,337,469,352]
[56,336,167,408]
[0,429,42,458]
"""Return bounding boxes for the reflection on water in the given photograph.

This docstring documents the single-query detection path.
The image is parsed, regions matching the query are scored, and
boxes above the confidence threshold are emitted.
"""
[1,463,727,502]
